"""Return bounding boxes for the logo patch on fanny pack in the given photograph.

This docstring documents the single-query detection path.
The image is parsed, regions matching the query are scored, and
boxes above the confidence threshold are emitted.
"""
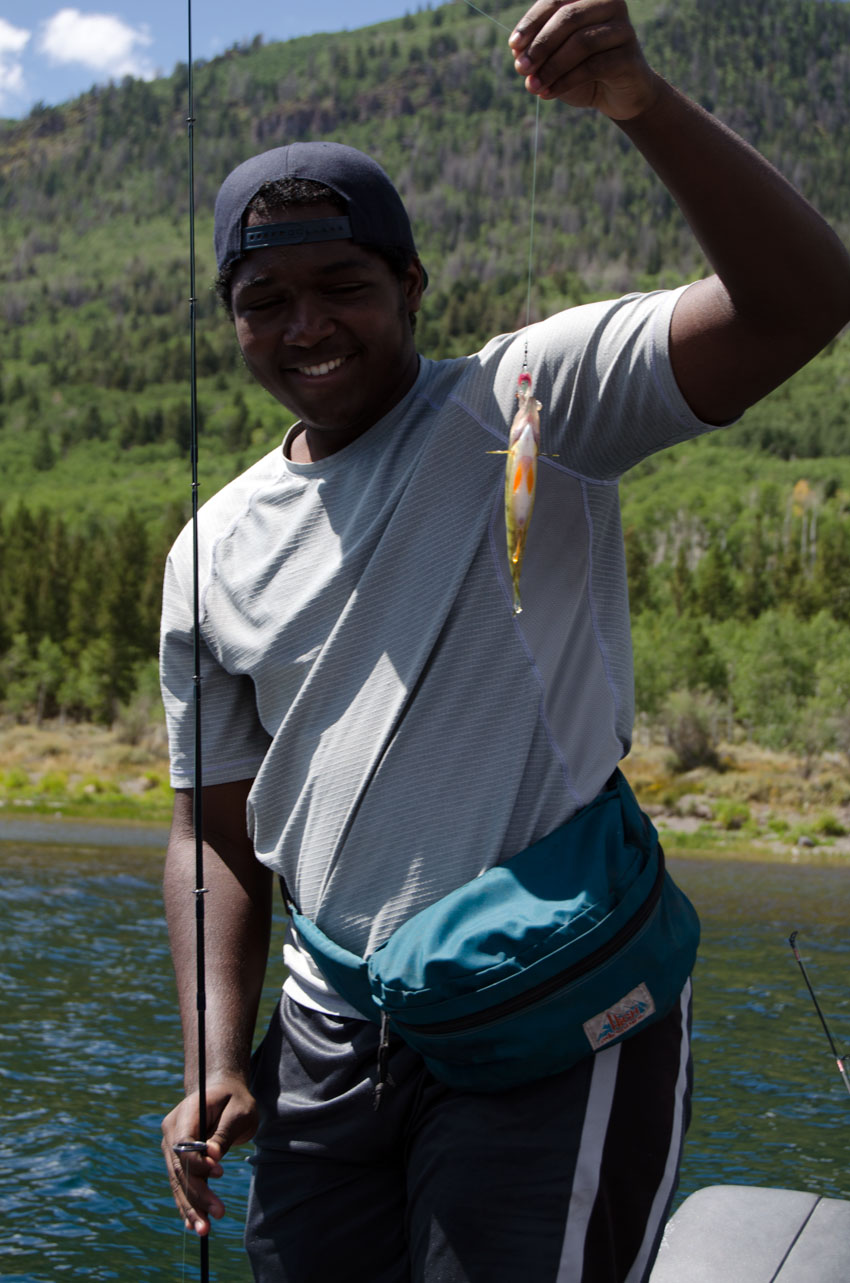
[583,983,656,1050]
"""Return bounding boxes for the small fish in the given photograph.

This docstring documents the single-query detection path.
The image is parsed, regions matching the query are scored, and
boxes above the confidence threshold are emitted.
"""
[489,371,542,614]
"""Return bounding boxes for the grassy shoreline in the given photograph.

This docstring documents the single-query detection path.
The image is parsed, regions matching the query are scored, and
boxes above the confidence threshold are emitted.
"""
[1,719,848,864]
[0,717,174,827]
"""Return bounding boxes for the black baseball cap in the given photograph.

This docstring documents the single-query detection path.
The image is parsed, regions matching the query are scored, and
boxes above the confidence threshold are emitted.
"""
[214,141,424,282]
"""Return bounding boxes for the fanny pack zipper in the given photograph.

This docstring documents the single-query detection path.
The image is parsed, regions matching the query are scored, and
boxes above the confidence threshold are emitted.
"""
[388,844,666,1038]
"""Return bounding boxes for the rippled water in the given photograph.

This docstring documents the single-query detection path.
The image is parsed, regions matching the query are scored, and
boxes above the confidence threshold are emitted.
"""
[0,838,847,1281]
[675,858,850,1203]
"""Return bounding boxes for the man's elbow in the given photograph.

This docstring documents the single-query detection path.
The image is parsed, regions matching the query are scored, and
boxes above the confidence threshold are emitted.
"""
[807,232,850,348]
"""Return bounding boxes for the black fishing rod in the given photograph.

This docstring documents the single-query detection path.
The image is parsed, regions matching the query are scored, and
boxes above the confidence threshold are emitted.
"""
[788,931,850,1098]
[171,2,210,1280]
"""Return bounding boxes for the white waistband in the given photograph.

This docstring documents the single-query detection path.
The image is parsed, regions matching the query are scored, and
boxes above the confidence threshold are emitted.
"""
[282,919,368,1021]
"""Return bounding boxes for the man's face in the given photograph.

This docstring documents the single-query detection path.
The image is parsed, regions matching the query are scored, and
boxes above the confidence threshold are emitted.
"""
[230,202,424,458]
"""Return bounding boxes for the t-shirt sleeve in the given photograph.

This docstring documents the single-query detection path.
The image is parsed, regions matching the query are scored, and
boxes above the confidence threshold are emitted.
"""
[159,538,272,790]
[546,285,724,478]
[476,285,729,482]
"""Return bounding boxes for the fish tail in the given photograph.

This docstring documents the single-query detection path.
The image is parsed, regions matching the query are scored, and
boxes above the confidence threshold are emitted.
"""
[510,560,523,614]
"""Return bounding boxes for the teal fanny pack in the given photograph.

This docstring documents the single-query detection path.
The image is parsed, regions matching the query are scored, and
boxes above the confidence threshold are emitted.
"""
[289,771,699,1094]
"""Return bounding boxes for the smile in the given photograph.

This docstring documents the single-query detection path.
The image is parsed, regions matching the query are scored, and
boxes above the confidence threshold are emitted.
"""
[297,356,348,377]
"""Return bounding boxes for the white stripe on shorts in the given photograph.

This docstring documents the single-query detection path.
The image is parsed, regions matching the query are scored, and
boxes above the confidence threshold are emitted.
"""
[555,1041,622,1282]
[623,978,693,1283]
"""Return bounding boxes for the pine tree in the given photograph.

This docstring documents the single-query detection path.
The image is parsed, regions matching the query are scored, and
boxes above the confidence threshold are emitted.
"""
[695,541,738,620]
[32,427,56,472]
[98,509,151,716]
[671,544,695,617]
[624,526,653,613]
[65,525,107,656]
[39,515,72,644]
[2,506,43,642]
[739,513,773,618]
[811,521,850,622]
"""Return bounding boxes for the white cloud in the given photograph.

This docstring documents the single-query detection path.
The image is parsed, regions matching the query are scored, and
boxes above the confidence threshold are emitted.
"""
[37,8,154,80]
[0,18,31,106]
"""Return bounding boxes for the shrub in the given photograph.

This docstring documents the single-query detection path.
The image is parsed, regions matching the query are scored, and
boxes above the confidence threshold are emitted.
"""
[714,799,751,831]
[2,767,30,793]
[813,812,847,837]
[39,769,69,796]
[662,691,722,773]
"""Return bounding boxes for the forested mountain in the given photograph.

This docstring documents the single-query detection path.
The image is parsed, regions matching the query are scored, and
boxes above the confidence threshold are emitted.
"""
[0,0,848,752]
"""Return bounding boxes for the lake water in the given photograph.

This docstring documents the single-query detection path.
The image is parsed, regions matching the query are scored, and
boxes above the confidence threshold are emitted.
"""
[1,833,848,1282]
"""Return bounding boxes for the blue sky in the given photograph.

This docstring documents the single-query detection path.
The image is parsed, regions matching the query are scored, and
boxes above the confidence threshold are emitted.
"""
[0,2,423,118]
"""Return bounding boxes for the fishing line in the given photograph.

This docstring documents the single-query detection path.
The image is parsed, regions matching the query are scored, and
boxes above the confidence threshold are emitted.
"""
[460,0,542,367]
[522,96,542,371]
[176,1,210,1280]
[179,1161,190,1279]
[461,0,513,33]
[788,931,850,1098]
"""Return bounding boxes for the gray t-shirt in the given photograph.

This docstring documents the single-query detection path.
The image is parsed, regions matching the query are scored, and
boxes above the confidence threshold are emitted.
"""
[161,288,716,970]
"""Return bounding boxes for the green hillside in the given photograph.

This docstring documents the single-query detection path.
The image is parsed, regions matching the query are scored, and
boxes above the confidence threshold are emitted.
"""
[0,0,848,754]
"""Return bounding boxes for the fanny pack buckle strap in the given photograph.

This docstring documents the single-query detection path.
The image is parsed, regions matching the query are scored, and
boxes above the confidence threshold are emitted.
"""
[373,1011,395,1111]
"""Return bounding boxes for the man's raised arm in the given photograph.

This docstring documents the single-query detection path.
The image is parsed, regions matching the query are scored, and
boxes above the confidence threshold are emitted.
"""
[161,777,272,1237]
[509,0,850,424]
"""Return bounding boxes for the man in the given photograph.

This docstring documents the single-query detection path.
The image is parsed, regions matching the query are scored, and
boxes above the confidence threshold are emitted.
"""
[160,3,850,1280]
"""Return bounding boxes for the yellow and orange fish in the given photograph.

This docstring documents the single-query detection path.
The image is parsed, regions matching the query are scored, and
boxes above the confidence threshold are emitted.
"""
[491,371,542,614]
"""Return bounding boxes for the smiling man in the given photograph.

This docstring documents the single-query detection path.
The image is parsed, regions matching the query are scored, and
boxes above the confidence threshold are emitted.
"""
[217,145,426,459]
[159,4,850,1281]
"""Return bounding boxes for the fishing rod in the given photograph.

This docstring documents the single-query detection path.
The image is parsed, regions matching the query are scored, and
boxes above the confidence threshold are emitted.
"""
[171,2,210,1281]
[788,931,850,1098]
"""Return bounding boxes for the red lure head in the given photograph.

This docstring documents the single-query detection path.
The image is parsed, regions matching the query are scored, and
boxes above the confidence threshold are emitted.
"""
[516,371,534,409]
[509,369,541,450]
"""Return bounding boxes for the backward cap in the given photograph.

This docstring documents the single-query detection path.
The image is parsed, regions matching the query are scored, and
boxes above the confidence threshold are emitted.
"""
[213,141,419,273]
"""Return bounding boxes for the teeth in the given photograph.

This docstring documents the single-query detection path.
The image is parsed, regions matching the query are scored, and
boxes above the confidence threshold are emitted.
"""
[299,356,345,377]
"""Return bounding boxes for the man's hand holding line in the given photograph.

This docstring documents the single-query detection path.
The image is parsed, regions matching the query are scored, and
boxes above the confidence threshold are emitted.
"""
[509,0,660,119]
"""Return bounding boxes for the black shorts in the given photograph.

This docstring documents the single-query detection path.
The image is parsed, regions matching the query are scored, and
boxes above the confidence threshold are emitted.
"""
[245,983,692,1283]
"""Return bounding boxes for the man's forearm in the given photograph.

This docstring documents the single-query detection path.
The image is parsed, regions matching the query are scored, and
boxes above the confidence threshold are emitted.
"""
[618,77,850,343]
[161,783,270,1234]
[165,824,272,1091]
